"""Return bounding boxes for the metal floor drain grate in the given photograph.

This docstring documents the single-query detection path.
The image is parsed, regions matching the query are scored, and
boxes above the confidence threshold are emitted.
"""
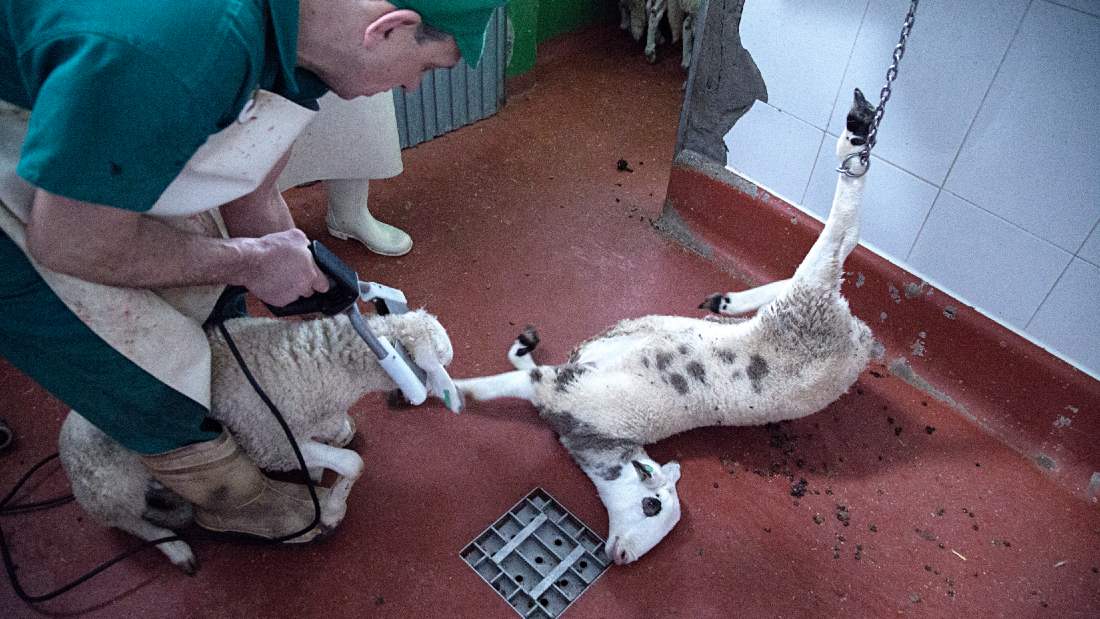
[460,488,611,618]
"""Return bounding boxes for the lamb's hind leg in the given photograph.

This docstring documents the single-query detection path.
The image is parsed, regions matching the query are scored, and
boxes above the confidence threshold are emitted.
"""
[702,90,873,317]
[790,89,874,288]
[298,440,364,529]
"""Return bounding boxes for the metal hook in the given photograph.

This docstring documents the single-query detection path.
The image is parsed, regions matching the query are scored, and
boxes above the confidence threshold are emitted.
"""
[836,151,870,178]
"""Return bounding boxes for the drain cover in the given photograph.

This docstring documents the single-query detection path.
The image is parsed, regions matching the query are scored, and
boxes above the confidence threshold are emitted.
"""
[460,488,611,618]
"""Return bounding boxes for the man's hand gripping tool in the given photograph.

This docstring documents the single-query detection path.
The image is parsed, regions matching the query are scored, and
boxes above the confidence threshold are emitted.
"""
[267,241,461,412]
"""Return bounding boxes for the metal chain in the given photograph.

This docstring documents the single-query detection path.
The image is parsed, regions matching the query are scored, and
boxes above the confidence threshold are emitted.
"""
[839,0,919,178]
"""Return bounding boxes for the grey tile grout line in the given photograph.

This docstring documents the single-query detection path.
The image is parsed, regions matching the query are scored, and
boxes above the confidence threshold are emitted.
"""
[1024,256,1074,330]
[904,0,1035,262]
[921,187,1077,256]
[778,127,1075,259]
[735,3,1087,264]
[1071,215,1100,259]
[798,0,871,206]
[1041,0,1100,20]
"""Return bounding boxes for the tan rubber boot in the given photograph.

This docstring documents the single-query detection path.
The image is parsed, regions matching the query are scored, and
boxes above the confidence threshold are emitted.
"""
[139,430,328,543]
[324,178,413,256]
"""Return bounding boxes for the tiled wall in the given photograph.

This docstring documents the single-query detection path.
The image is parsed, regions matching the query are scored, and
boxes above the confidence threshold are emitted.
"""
[724,0,1100,379]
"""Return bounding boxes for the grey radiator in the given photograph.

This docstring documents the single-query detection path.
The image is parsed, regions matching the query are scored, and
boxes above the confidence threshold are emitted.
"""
[393,7,508,149]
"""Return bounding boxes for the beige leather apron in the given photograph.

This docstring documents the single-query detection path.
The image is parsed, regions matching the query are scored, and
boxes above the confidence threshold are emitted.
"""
[0,91,315,409]
[277,91,403,191]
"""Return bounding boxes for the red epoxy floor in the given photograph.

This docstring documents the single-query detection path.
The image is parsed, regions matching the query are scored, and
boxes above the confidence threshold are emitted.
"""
[2,25,1098,618]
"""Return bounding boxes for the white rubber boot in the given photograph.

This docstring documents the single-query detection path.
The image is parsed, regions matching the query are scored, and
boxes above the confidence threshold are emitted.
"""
[324,178,412,256]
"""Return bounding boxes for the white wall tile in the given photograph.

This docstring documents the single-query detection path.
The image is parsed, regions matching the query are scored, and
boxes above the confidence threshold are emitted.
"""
[1027,259,1100,375]
[724,102,823,203]
[945,2,1100,252]
[1078,221,1100,266]
[1046,0,1100,18]
[802,136,938,261]
[741,0,866,129]
[829,0,1028,184]
[907,192,1072,328]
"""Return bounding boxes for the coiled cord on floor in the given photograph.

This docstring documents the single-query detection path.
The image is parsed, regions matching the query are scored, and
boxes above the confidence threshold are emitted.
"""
[0,321,320,604]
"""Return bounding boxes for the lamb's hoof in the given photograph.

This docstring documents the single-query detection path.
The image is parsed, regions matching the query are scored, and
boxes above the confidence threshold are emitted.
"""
[646,51,658,64]
[321,506,348,530]
[517,325,540,356]
[846,88,875,143]
[699,293,725,314]
[161,540,199,575]
[178,555,199,576]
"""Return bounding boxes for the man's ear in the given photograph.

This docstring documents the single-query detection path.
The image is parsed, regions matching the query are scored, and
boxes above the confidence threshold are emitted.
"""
[363,9,422,48]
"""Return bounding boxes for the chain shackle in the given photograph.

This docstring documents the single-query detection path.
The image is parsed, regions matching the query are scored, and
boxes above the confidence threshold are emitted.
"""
[838,0,919,178]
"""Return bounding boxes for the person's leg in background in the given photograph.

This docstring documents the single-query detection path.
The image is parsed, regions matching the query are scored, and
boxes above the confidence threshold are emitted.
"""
[279,91,408,256]
[324,177,412,256]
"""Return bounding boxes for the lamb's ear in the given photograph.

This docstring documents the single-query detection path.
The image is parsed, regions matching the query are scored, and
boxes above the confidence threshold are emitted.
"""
[632,460,665,489]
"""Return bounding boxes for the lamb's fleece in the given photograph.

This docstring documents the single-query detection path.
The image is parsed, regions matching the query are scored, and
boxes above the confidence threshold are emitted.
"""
[205,309,453,471]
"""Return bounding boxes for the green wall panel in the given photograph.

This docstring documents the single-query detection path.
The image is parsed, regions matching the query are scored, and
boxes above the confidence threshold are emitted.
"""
[537,0,617,43]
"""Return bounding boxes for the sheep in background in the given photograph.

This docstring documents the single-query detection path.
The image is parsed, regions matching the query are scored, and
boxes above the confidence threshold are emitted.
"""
[619,0,647,43]
[667,0,702,69]
[59,309,454,573]
[623,0,700,68]
[643,0,668,64]
[456,90,879,566]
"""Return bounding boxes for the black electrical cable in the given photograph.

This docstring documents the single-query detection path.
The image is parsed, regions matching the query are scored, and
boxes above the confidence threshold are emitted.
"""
[0,322,322,604]
[214,321,322,543]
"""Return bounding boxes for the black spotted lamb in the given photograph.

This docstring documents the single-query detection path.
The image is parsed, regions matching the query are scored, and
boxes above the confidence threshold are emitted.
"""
[58,309,453,573]
[456,91,879,566]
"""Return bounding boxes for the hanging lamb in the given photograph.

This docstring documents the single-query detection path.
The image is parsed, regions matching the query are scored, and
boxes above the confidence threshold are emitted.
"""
[456,90,880,566]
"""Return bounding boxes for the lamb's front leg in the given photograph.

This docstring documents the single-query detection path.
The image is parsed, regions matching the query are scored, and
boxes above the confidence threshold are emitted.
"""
[299,440,364,529]
[700,279,792,315]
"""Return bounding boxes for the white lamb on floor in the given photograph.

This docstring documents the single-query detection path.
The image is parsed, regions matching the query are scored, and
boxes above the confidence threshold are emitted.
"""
[456,90,879,566]
[58,309,453,573]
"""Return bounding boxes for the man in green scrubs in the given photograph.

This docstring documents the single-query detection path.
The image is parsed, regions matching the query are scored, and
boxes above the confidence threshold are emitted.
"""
[0,0,502,542]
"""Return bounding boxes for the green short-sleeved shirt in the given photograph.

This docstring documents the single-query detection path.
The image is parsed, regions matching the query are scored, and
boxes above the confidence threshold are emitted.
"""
[0,0,328,212]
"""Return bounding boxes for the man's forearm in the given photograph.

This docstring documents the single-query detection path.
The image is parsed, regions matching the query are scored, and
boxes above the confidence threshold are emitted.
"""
[26,188,328,307]
[26,189,260,289]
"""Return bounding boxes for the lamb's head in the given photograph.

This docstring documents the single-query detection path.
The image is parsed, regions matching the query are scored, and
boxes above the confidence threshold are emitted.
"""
[836,88,875,171]
[599,457,682,566]
[375,309,454,369]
